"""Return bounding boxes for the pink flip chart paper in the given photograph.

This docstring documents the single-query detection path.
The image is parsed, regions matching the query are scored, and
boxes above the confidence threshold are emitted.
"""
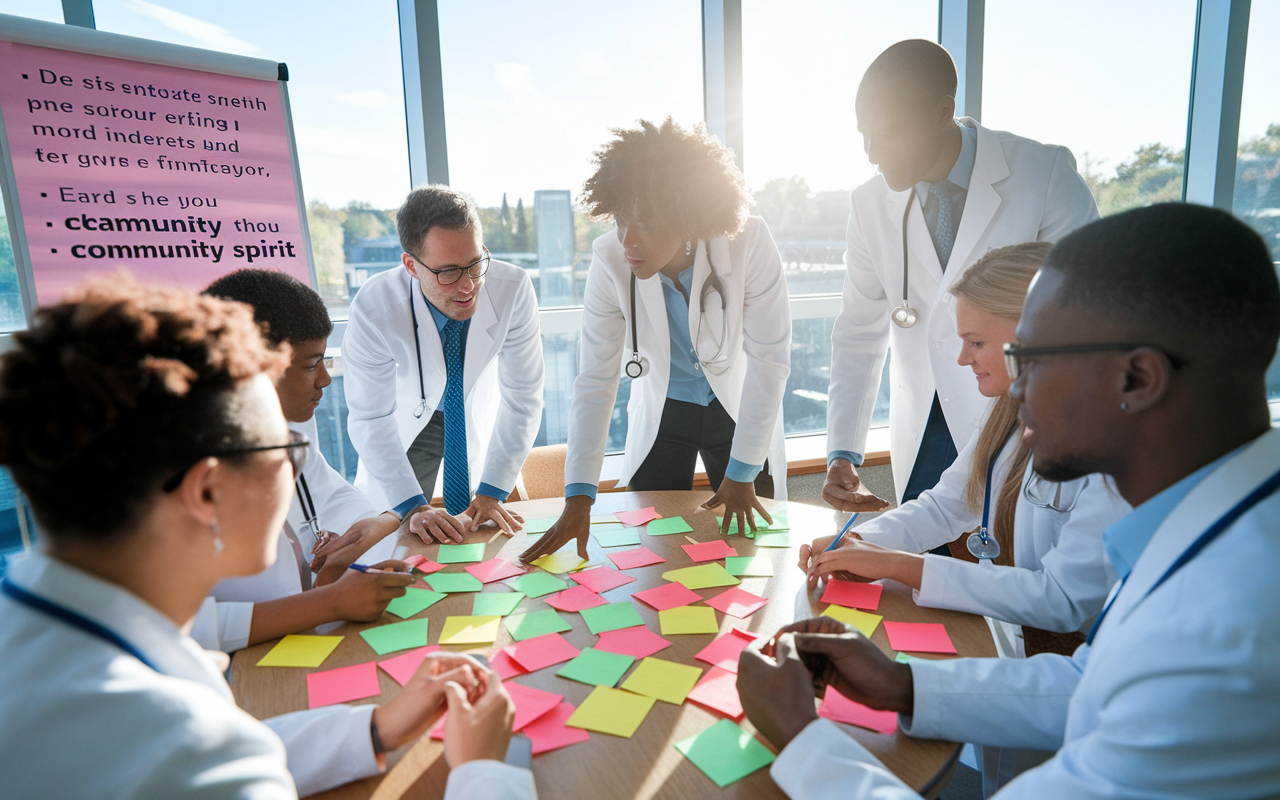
[704,587,768,619]
[681,540,738,563]
[376,645,441,687]
[607,547,666,571]
[508,633,581,672]
[544,584,609,612]
[614,507,663,526]
[569,566,636,593]
[307,661,381,708]
[883,621,957,654]
[818,686,899,734]
[465,558,526,583]
[594,625,673,660]
[686,665,744,720]
[522,701,591,755]
[821,579,884,611]
[695,629,759,672]
[633,582,703,611]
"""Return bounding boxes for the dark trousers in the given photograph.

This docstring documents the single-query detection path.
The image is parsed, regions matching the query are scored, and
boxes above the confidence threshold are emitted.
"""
[629,398,774,498]
[901,394,959,555]
[406,410,446,497]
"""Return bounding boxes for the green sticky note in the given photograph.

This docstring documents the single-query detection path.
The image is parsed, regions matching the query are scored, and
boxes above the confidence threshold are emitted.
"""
[359,618,429,655]
[509,571,570,598]
[472,591,525,617]
[593,526,642,548]
[256,634,343,668]
[425,572,484,593]
[524,516,558,534]
[645,517,694,536]
[716,514,789,535]
[505,609,572,641]
[662,563,740,590]
[753,531,791,548]
[579,601,646,635]
[675,719,777,788]
[384,587,447,619]
[724,555,774,577]
[556,647,635,687]
[437,543,486,564]
[895,652,915,664]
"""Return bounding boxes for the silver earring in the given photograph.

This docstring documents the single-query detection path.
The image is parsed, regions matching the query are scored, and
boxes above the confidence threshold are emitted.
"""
[211,519,224,553]
[685,240,692,257]
[1120,402,1129,412]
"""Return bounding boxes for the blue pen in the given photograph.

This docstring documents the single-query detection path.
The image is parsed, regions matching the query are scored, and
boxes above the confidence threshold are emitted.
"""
[347,563,374,573]
[824,513,860,552]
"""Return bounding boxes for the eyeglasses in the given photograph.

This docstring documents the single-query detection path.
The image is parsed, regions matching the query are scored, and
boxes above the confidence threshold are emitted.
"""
[1002,342,1184,381]
[161,429,310,492]
[1023,472,1088,513]
[410,252,490,286]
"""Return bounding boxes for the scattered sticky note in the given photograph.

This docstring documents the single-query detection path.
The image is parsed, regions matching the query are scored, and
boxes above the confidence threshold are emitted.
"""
[724,555,774,577]
[695,629,758,671]
[543,584,608,612]
[437,543,486,564]
[307,661,381,708]
[403,554,445,574]
[466,558,526,583]
[659,605,719,635]
[822,605,884,638]
[510,571,570,598]
[645,516,694,536]
[384,587,447,619]
[675,719,776,788]
[620,657,702,704]
[471,591,525,617]
[437,615,502,645]
[507,681,566,731]
[633,582,703,611]
[883,621,957,654]
[360,618,430,655]
[681,539,738,562]
[592,526,641,548]
[818,686,899,734]
[821,579,884,611]
[377,645,442,686]
[505,609,572,641]
[614,507,662,527]
[595,625,673,659]
[523,516,558,534]
[507,632,581,672]
[570,566,636,593]
[705,586,767,619]
[607,546,666,571]
[686,665,744,720]
[491,646,530,680]
[662,563,740,590]
[717,513,788,534]
[425,572,483,593]
[579,602,646,635]
[566,685,656,738]
[556,647,635,687]
[753,531,791,548]
[522,701,591,755]
[256,634,343,668]
[532,550,588,575]
[895,652,915,664]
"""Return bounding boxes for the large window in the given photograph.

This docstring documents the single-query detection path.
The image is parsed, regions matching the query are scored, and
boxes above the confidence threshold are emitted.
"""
[983,0,1197,217]
[0,1,62,23]
[1234,0,1280,263]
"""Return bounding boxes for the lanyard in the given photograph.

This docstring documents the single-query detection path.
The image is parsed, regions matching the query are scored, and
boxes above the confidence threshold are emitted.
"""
[1,578,160,672]
[1086,463,1280,645]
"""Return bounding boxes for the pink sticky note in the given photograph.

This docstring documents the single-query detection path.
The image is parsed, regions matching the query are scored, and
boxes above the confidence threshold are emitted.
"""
[544,584,609,612]
[377,645,442,686]
[704,586,767,619]
[507,633,581,672]
[821,579,884,611]
[607,546,666,571]
[883,621,957,654]
[403,554,445,575]
[465,558,526,584]
[614,506,662,526]
[695,628,759,672]
[507,681,565,731]
[522,701,591,755]
[681,539,738,562]
[633,582,703,611]
[595,625,673,659]
[570,566,636,594]
[819,686,899,734]
[685,665,744,720]
[490,646,529,680]
[307,661,382,708]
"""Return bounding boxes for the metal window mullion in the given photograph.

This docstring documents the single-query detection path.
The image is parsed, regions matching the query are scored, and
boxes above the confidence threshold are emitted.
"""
[1183,0,1251,209]
[702,0,743,168]
[397,0,448,187]
[938,0,984,121]
[61,0,95,29]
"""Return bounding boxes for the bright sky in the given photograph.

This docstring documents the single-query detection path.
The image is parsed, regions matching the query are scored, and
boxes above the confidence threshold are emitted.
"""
[1,0,1276,210]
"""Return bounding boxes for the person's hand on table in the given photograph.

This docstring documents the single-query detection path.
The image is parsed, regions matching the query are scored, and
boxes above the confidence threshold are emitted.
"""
[520,494,591,564]
[406,504,469,544]
[444,668,516,767]
[700,476,772,536]
[463,495,524,536]
[737,632,821,750]
[822,459,893,513]
[311,512,402,587]
[774,617,914,715]
[319,559,414,621]
[809,538,924,591]
[798,532,862,590]
[372,653,486,751]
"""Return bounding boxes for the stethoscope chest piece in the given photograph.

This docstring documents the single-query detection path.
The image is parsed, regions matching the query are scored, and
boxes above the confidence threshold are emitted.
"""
[966,531,1000,560]
[891,303,918,328]
[625,354,650,379]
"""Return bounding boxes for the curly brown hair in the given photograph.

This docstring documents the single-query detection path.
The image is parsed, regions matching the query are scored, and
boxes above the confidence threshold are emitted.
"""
[0,274,288,541]
[580,117,749,241]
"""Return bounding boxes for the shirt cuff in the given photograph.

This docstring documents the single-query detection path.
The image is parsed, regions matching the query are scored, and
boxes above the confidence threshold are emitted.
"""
[725,458,762,483]
[827,450,865,468]
[565,482,598,501]
[392,494,429,520]
[476,482,509,501]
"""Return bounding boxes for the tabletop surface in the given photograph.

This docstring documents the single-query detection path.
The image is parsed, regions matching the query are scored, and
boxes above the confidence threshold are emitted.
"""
[232,492,996,800]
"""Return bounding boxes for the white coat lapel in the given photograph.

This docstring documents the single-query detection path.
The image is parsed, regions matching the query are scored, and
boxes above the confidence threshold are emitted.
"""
[635,272,669,365]
[410,284,447,393]
[940,120,1010,294]
[462,286,498,393]
[905,197,943,298]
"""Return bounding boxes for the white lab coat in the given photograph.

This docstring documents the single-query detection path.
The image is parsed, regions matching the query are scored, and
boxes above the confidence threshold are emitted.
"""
[770,428,1280,799]
[564,217,791,496]
[0,553,537,800]
[827,119,1098,500]
[344,261,544,510]
[189,419,386,653]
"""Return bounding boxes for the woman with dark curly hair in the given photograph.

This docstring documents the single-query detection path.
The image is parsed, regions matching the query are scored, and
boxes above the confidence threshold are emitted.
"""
[522,118,791,564]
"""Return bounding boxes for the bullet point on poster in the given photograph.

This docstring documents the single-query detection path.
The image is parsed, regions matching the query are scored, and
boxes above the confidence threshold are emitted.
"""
[51,249,57,254]
[22,74,29,79]
[46,222,52,227]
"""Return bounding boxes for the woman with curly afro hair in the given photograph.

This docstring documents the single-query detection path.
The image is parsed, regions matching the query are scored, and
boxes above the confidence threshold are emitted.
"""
[522,118,792,565]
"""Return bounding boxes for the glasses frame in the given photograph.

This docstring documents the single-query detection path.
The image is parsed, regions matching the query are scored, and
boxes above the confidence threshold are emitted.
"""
[161,429,310,493]
[409,249,491,286]
[1002,342,1185,381]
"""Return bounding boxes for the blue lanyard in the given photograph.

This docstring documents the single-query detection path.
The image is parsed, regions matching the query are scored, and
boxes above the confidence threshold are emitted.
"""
[976,437,1009,547]
[1086,463,1280,645]
[1,578,161,672]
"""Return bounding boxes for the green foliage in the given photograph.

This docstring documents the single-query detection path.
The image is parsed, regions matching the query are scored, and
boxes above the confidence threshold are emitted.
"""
[753,177,818,230]
[306,200,348,303]
[478,196,536,254]
[1082,144,1184,217]
[1234,123,1280,261]
[341,200,395,244]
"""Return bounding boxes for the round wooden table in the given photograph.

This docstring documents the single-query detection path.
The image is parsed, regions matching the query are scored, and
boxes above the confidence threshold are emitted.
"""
[232,492,995,799]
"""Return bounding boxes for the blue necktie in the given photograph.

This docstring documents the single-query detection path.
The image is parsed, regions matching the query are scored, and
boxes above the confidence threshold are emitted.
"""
[927,181,955,267]
[441,319,470,515]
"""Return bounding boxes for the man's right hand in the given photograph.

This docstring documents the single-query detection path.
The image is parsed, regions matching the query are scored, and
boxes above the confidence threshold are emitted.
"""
[776,617,914,715]
[822,459,892,513]
[321,559,415,622]
[407,505,469,544]
[519,495,592,564]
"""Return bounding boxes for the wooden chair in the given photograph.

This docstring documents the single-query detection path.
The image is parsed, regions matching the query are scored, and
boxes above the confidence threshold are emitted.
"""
[513,444,568,501]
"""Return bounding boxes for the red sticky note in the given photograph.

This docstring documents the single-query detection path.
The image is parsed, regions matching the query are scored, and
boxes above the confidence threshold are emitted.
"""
[607,546,666,571]
[694,628,759,672]
[570,566,636,594]
[490,646,529,680]
[681,539,737,562]
[307,661,381,708]
[507,633,581,672]
[883,621,957,654]
[685,665,744,720]
[704,586,767,619]
[614,507,662,526]
[633,582,703,611]
[507,681,565,731]
[377,645,442,686]
[465,558,526,584]
[403,554,445,574]
[821,579,884,611]
[594,625,673,659]
[544,584,609,612]
[818,686,899,734]
[522,701,591,755]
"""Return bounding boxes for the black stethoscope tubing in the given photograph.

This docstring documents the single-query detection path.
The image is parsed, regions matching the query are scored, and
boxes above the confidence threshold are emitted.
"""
[408,275,429,418]
[626,244,728,379]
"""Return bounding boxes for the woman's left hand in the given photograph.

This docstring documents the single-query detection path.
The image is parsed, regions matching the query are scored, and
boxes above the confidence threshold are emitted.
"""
[809,538,924,590]
[700,477,772,536]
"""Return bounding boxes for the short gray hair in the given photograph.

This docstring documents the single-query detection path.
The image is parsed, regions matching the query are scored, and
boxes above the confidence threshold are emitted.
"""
[396,184,482,256]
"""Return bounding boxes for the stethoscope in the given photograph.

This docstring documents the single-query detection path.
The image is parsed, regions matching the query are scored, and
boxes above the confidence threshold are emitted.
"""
[625,243,730,379]
[296,473,328,552]
[408,274,430,418]
[891,187,920,328]
[967,436,1006,560]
